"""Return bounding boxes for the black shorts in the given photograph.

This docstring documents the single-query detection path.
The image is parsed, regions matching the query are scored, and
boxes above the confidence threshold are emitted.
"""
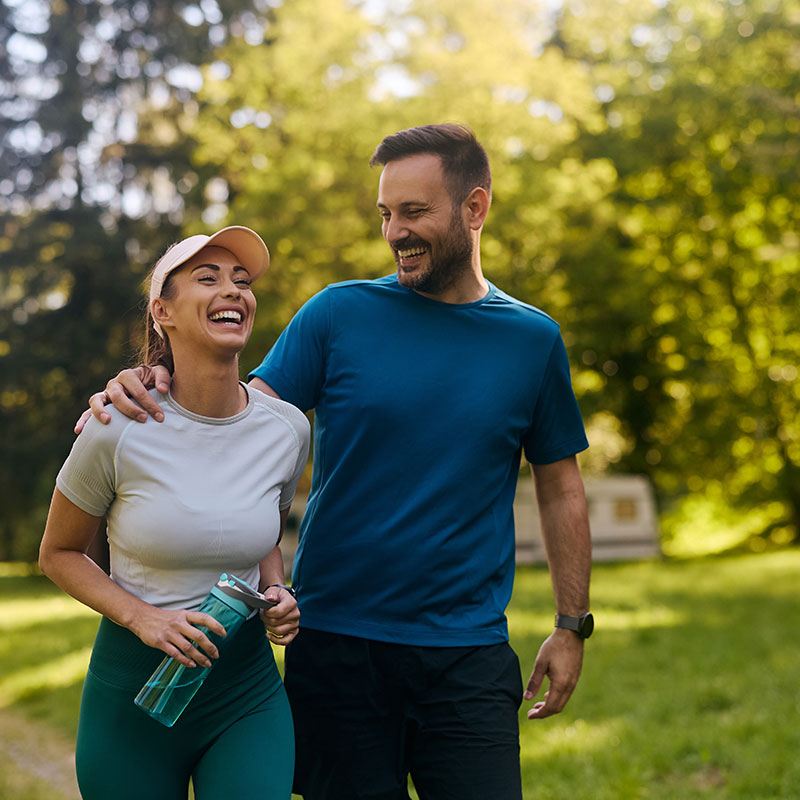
[284,628,523,800]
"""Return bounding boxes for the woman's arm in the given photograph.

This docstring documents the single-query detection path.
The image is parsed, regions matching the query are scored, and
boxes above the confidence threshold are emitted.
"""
[258,507,300,645]
[40,488,225,668]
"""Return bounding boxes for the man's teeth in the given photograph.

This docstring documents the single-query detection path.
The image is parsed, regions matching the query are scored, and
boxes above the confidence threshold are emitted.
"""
[398,247,426,258]
[209,310,242,323]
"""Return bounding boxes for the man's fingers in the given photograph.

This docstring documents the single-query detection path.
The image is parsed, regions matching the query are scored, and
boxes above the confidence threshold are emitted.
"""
[106,369,163,422]
[524,662,546,701]
[104,380,149,422]
[77,404,104,432]
[527,675,577,720]
[527,699,552,720]
[80,365,172,428]
[527,687,568,720]
[152,365,172,394]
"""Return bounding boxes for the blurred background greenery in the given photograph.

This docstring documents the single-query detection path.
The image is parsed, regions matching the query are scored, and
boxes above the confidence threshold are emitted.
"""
[2,0,799,560]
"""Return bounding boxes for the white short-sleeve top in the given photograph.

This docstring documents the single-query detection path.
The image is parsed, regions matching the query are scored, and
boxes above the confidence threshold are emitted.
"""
[56,384,310,610]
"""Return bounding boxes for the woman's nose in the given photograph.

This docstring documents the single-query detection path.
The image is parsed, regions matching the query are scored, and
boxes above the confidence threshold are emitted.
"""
[222,279,241,297]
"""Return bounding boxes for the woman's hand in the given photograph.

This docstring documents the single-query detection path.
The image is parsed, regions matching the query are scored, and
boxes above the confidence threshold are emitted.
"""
[129,605,228,668]
[260,586,300,645]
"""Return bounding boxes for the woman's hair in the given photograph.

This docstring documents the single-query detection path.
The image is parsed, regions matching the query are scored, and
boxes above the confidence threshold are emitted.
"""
[138,244,181,371]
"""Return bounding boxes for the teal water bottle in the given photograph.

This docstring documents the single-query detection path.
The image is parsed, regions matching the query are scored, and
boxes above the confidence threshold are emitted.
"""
[134,573,275,727]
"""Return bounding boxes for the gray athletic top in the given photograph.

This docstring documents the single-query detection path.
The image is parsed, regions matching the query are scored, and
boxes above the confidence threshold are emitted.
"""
[57,384,310,610]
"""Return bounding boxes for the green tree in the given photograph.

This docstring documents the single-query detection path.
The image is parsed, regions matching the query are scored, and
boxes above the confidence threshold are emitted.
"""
[0,0,262,558]
[188,0,610,368]
[559,0,800,542]
[5,0,798,558]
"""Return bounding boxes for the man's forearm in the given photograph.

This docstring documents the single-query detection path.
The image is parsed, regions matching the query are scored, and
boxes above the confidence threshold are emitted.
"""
[531,458,591,614]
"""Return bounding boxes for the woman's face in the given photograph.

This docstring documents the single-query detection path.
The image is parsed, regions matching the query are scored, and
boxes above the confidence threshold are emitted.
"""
[155,245,257,356]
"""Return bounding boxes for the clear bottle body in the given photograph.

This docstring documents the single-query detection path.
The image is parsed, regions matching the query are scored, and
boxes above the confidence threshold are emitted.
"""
[134,585,249,727]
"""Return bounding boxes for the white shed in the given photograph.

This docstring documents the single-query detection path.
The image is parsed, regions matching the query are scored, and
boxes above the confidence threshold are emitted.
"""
[514,474,661,563]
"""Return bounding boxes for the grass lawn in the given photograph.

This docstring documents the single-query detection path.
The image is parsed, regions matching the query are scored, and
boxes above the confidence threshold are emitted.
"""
[1,551,798,799]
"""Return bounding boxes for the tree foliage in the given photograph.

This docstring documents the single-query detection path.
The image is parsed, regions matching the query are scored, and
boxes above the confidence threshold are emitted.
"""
[2,0,798,556]
[561,0,800,543]
[0,0,263,557]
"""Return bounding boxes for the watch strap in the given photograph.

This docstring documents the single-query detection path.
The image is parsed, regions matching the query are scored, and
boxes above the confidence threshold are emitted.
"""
[554,612,593,639]
[270,583,297,599]
[554,613,582,632]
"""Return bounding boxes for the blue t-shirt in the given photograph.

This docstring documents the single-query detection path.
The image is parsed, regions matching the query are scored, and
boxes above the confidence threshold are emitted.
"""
[250,275,588,646]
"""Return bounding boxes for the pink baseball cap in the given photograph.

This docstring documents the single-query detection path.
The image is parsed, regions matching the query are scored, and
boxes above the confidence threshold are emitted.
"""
[149,226,270,338]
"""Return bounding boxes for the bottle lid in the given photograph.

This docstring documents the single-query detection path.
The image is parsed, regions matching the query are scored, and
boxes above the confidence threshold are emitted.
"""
[215,574,278,610]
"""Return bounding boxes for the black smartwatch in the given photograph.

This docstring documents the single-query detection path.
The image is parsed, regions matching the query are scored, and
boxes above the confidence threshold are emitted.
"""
[270,584,297,599]
[555,612,594,639]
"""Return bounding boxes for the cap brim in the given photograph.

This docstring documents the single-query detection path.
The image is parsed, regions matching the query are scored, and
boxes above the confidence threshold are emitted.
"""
[203,226,270,282]
[148,226,271,340]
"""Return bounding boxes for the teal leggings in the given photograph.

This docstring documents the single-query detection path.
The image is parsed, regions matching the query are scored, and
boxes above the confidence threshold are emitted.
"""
[76,616,294,800]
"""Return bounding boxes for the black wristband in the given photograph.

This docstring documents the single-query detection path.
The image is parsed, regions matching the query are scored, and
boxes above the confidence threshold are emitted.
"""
[270,584,297,599]
[554,612,594,639]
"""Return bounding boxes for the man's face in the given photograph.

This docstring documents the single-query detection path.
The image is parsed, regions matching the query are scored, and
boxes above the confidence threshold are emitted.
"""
[376,153,473,296]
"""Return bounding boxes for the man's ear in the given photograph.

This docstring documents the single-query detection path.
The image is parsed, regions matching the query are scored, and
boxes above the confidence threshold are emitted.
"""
[463,186,491,230]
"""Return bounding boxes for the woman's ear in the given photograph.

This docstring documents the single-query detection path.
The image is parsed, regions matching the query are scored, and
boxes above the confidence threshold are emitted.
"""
[151,297,173,331]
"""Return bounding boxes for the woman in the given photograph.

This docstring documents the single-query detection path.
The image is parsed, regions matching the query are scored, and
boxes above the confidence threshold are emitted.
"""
[39,226,310,799]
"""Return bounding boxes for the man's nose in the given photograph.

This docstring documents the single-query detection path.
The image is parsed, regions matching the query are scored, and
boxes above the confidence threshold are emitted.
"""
[385,216,410,244]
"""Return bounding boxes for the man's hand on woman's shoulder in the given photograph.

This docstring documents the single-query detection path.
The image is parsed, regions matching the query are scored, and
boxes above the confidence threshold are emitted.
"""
[74,365,173,433]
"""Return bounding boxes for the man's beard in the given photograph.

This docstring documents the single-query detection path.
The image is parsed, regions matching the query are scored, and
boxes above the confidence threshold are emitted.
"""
[394,209,473,296]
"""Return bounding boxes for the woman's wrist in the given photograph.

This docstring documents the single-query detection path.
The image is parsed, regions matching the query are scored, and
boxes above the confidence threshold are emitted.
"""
[267,583,296,599]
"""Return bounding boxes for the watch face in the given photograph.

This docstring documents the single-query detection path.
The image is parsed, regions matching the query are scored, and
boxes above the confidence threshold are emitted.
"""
[579,613,594,638]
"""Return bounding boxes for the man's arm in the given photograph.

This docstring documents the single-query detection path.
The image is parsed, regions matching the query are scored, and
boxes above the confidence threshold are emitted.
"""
[524,455,591,720]
[76,368,288,489]
[248,376,282,399]
[75,365,173,432]
[75,369,282,434]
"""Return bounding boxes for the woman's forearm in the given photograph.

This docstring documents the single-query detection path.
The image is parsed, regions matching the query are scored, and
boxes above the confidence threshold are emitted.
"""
[258,545,287,592]
[39,489,150,630]
[40,546,151,629]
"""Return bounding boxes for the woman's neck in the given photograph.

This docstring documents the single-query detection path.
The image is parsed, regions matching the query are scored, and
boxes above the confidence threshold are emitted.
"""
[169,355,246,418]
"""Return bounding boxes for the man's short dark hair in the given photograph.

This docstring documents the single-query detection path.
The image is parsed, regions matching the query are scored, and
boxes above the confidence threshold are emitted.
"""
[369,123,492,206]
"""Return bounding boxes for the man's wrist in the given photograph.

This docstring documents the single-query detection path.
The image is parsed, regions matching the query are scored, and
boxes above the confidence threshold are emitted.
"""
[554,612,594,639]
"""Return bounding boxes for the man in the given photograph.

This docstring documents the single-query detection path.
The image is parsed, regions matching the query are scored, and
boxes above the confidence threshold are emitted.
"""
[85,123,592,799]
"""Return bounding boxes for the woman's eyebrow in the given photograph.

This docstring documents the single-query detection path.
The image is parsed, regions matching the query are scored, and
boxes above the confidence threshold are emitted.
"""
[190,264,250,273]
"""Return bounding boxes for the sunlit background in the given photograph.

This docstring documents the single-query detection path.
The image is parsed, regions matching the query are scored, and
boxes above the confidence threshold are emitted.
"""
[2,0,799,560]
[2,3,800,798]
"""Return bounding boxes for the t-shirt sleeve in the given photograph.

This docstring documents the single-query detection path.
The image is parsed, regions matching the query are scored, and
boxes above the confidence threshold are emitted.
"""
[55,416,120,516]
[279,405,311,510]
[249,288,331,412]
[523,333,589,465]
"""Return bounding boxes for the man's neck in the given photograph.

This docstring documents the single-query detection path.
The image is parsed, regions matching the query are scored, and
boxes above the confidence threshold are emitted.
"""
[413,276,489,304]
[414,253,489,305]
